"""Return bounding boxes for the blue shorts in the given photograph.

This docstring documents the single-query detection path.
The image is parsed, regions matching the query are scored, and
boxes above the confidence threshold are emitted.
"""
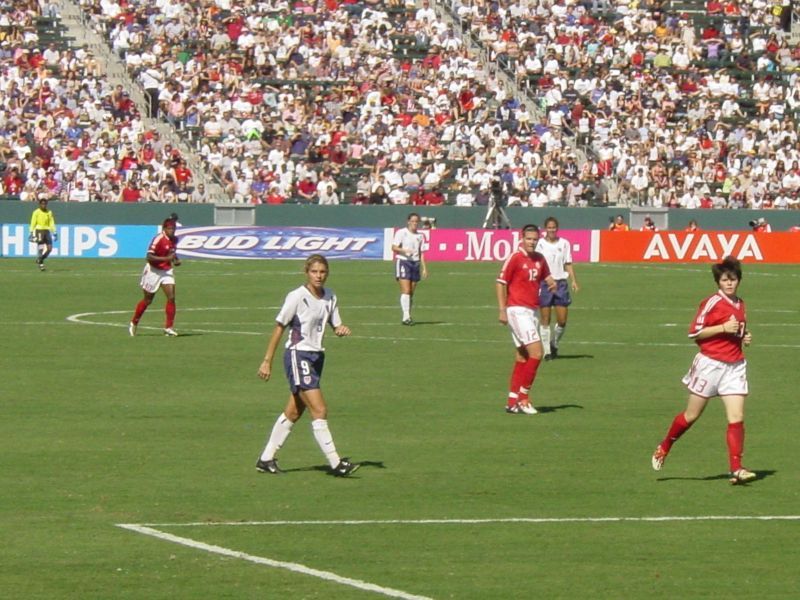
[539,279,572,307]
[283,349,325,393]
[396,259,421,282]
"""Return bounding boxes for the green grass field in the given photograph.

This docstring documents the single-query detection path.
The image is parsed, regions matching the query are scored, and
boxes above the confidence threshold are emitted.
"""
[2,258,799,599]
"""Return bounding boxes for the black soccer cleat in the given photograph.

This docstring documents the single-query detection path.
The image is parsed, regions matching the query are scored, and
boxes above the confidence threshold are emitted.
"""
[331,458,360,477]
[550,346,558,359]
[402,319,414,326]
[256,459,282,474]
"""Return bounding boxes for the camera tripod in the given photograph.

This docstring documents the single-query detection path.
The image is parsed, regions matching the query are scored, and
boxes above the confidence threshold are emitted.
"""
[482,200,511,229]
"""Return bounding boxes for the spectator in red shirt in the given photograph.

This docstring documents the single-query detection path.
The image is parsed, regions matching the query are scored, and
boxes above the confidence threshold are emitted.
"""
[296,176,317,202]
[266,186,286,204]
[423,188,445,205]
[118,150,139,177]
[3,167,24,194]
[173,159,192,186]
[120,180,142,203]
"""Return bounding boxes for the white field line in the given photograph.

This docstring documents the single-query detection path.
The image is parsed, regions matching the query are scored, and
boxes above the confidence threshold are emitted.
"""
[64,305,800,313]
[596,264,797,278]
[124,515,800,528]
[115,524,431,600]
[38,308,800,349]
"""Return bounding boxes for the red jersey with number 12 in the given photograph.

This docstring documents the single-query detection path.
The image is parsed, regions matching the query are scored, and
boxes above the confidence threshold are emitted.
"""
[688,290,746,363]
[497,248,551,309]
[147,232,178,270]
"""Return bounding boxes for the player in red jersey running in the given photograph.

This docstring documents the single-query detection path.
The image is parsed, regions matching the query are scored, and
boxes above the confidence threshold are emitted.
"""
[129,218,181,336]
[651,256,757,484]
[496,224,557,414]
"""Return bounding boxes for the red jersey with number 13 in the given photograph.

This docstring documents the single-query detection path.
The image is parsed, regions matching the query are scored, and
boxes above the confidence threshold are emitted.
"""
[147,232,178,270]
[497,248,551,309]
[688,290,746,363]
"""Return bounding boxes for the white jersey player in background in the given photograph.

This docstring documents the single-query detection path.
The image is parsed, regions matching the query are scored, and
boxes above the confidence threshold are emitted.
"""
[391,212,428,325]
[535,216,580,359]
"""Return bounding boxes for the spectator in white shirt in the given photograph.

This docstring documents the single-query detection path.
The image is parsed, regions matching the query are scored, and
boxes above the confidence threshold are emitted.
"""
[318,185,340,205]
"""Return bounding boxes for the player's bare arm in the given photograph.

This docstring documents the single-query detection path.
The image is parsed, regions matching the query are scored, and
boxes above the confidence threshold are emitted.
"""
[544,275,557,292]
[258,323,286,381]
[333,325,351,337]
[695,315,740,340]
[567,264,579,291]
[496,282,508,324]
[392,244,412,257]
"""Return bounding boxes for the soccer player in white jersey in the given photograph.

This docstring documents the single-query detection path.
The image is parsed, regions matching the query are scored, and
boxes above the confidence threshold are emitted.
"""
[391,212,428,325]
[536,217,579,359]
[651,257,757,485]
[255,254,359,477]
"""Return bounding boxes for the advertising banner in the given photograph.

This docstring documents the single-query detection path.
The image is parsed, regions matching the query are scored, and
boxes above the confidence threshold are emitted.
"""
[2,224,156,258]
[176,226,385,260]
[599,231,800,263]
[386,228,595,262]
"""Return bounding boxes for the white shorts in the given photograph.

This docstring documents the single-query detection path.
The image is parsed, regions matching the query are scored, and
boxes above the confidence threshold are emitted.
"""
[139,263,175,294]
[681,352,748,398]
[506,306,542,348]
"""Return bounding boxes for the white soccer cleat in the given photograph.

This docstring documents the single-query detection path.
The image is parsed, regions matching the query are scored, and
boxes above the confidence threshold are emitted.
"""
[128,322,137,337]
[651,445,668,471]
[518,402,538,415]
[729,468,757,485]
[164,327,179,337]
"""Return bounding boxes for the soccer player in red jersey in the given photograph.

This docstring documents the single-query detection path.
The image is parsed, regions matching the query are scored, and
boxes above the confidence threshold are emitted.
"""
[496,224,557,415]
[129,218,181,337]
[651,257,757,484]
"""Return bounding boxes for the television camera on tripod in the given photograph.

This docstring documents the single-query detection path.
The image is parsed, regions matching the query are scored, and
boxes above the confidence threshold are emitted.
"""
[482,178,512,229]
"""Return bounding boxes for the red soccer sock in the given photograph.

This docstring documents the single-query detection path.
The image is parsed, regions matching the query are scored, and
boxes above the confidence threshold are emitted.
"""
[132,300,148,325]
[508,361,525,407]
[727,422,744,472]
[520,357,541,395]
[661,412,692,452]
[165,300,176,328]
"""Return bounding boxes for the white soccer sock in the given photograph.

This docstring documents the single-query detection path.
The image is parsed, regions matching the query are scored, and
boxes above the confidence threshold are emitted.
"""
[312,419,341,468]
[540,325,552,354]
[554,324,566,347]
[260,413,294,461]
[400,294,411,320]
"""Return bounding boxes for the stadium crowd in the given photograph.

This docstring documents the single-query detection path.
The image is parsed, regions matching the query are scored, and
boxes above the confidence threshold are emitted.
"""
[452,0,800,209]
[0,1,204,203]
[1,0,800,210]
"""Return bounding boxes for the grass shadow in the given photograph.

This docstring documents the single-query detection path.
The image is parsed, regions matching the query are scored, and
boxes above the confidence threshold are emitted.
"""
[657,469,776,484]
[549,354,594,361]
[535,404,584,414]
[282,460,386,476]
